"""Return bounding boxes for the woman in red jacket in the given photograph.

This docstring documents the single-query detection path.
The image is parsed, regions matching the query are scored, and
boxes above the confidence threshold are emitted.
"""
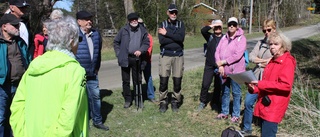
[33,24,48,59]
[246,31,296,137]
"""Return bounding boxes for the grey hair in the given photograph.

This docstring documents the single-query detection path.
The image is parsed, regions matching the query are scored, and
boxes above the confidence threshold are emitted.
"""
[50,9,64,20]
[268,31,292,52]
[45,16,79,51]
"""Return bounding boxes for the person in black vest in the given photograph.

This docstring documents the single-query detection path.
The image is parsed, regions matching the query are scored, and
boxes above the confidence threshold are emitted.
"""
[197,19,224,112]
[75,10,109,131]
[114,13,150,109]
[158,3,185,113]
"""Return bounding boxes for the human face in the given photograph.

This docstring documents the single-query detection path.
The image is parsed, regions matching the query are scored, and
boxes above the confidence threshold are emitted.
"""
[227,22,237,33]
[167,10,178,21]
[263,26,275,37]
[42,25,47,35]
[4,23,20,37]
[268,40,284,57]
[10,5,28,18]
[129,19,138,27]
[213,26,222,34]
[77,18,92,32]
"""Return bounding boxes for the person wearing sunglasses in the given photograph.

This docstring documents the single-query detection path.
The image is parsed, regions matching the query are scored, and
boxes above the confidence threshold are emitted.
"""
[245,31,296,137]
[197,19,224,112]
[158,3,185,113]
[241,19,276,136]
[215,17,247,123]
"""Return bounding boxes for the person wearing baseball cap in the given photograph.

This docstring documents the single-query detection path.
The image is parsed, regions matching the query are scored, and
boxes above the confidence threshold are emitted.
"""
[157,3,186,113]
[197,19,224,112]
[0,13,31,137]
[6,0,30,47]
[215,17,247,123]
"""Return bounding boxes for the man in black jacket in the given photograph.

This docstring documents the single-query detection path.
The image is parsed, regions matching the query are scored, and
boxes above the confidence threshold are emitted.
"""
[197,20,224,112]
[158,4,185,113]
[114,13,149,109]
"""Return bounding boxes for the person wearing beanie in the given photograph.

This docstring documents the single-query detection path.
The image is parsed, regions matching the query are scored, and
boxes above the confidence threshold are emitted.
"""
[158,3,185,113]
[114,12,150,108]
[197,19,224,112]
[215,17,247,123]
[75,10,109,131]
[0,13,31,137]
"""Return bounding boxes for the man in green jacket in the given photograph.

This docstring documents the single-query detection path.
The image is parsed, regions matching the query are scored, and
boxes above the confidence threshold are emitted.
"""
[0,14,31,137]
[10,16,89,137]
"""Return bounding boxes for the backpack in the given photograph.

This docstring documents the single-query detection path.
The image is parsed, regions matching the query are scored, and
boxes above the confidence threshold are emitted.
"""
[221,126,243,137]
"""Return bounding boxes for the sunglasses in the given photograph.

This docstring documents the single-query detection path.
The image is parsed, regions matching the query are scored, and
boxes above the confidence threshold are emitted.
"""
[228,22,237,27]
[263,29,272,33]
[169,11,178,15]
[214,26,222,30]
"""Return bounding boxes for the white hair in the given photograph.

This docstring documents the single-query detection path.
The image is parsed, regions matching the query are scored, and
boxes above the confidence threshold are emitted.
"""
[45,16,79,51]
[50,9,64,20]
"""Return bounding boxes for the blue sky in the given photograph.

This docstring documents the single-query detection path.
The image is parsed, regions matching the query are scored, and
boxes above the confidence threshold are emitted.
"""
[53,0,73,12]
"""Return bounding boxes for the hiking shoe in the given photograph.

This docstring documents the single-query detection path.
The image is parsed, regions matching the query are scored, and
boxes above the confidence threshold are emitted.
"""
[171,101,179,112]
[215,113,228,120]
[231,116,240,123]
[197,102,206,111]
[123,102,131,108]
[240,130,252,136]
[93,123,109,131]
[159,102,168,113]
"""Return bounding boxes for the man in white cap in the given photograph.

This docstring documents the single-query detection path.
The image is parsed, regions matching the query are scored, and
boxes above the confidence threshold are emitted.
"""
[197,19,224,111]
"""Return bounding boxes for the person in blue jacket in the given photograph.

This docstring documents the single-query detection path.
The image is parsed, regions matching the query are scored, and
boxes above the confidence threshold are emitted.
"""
[75,10,109,131]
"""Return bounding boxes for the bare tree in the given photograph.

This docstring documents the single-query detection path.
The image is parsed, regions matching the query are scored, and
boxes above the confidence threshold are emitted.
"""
[124,0,134,15]
[267,0,283,19]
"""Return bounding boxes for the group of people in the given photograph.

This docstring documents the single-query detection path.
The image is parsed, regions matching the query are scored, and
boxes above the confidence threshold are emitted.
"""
[0,0,296,136]
[198,16,296,137]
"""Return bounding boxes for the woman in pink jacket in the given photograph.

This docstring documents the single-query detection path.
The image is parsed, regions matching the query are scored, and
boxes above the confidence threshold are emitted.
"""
[246,31,296,137]
[215,17,247,123]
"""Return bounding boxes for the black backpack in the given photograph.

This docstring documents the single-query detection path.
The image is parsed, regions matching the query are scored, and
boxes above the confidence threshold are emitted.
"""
[221,126,243,137]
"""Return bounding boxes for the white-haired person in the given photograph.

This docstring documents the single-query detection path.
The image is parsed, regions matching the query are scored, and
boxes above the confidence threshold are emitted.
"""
[10,16,89,137]
[197,19,224,111]
[50,9,64,20]
[246,31,296,137]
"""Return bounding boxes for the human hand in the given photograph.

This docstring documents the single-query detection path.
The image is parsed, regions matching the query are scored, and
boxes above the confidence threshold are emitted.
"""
[218,66,224,76]
[134,50,141,57]
[158,27,167,35]
[245,81,258,93]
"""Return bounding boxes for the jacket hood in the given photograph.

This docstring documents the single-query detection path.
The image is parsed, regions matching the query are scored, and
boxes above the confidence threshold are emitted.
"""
[28,50,79,76]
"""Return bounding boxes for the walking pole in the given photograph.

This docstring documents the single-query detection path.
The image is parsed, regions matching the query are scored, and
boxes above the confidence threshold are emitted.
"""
[135,58,144,110]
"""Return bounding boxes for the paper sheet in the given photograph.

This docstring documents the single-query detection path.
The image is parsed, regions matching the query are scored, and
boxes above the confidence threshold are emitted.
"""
[228,70,258,84]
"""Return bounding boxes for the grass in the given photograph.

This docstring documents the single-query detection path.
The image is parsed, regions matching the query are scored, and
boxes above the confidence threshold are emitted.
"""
[92,15,320,136]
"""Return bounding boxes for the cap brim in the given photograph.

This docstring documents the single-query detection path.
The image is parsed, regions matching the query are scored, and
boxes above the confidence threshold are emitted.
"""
[9,19,21,25]
[168,9,178,11]
[16,3,30,8]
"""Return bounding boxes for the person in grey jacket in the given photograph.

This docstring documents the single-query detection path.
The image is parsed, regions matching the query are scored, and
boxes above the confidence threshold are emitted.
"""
[114,12,149,108]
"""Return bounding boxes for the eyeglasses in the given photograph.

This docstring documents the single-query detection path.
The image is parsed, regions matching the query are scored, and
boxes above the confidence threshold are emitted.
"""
[214,26,222,30]
[169,11,178,15]
[263,29,272,33]
[129,19,138,22]
[228,22,237,27]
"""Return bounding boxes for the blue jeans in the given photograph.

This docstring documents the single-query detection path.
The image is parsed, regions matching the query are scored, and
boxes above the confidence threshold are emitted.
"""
[261,119,278,137]
[86,77,103,125]
[143,62,155,100]
[0,81,17,137]
[243,92,258,131]
[221,78,241,117]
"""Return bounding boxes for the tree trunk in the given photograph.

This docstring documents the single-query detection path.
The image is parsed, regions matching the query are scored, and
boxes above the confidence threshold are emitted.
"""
[124,0,134,15]
[105,1,116,30]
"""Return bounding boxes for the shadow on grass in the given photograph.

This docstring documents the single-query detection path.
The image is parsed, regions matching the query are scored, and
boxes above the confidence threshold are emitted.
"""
[100,89,113,123]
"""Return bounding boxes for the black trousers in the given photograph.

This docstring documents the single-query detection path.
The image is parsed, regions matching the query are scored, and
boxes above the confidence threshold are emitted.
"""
[121,56,142,102]
[199,64,222,104]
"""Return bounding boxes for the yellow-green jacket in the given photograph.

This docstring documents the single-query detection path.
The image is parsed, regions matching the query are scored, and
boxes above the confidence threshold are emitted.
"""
[10,50,89,137]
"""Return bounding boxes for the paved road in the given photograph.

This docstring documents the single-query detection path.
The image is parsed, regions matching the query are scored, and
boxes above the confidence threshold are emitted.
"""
[99,25,320,90]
